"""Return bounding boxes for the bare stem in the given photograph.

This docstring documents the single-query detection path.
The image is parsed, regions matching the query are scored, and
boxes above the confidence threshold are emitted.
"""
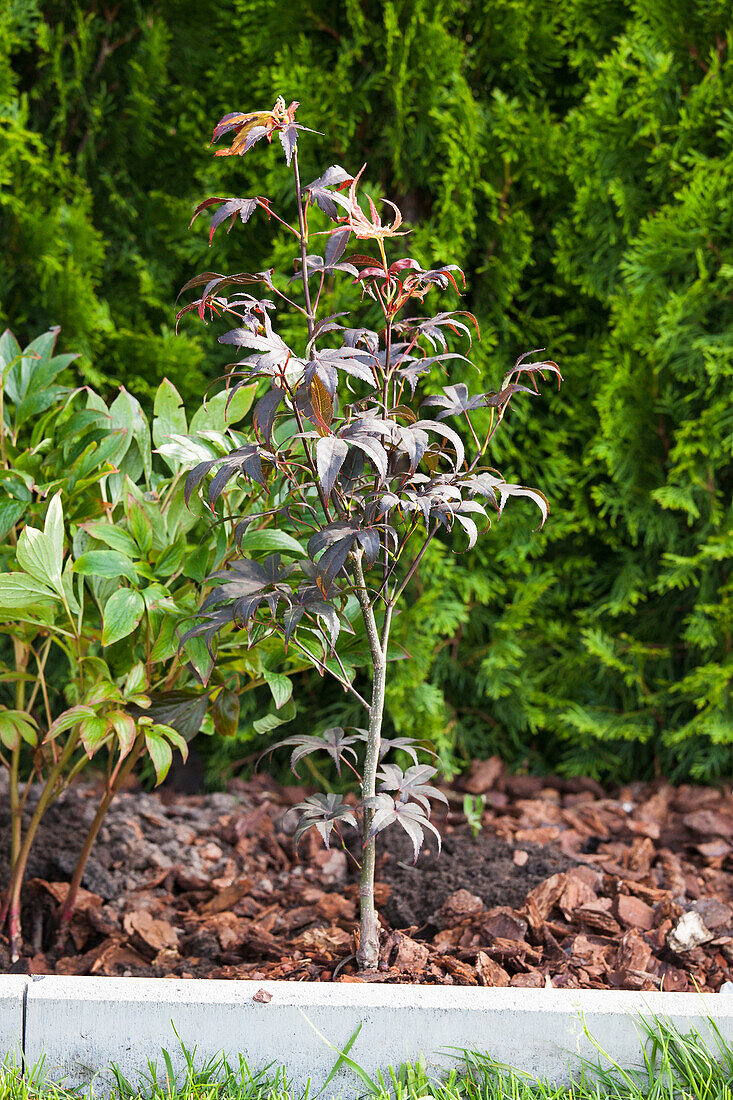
[392,523,439,603]
[292,150,315,337]
[278,628,370,710]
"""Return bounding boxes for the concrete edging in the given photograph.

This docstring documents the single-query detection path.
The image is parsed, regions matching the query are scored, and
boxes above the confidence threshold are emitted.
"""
[0,976,728,1093]
[0,976,27,1067]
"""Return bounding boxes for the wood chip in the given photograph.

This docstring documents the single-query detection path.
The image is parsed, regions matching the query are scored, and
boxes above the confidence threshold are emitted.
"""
[525,873,567,919]
[481,907,527,941]
[509,969,544,987]
[123,910,179,953]
[575,904,621,936]
[475,951,510,986]
[615,894,655,931]
[462,756,504,794]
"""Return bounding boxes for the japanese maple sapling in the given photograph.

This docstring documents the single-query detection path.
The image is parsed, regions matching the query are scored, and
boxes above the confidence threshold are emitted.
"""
[179,96,561,970]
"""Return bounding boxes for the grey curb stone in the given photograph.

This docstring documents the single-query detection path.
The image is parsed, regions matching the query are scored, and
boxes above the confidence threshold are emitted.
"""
[0,976,28,1068]
[12,977,733,1094]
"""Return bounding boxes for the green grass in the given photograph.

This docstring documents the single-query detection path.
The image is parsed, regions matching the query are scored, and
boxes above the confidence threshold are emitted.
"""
[1,1015,731,1100]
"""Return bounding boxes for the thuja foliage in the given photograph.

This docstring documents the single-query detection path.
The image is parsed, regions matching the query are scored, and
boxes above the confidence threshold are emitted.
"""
[179,99,558,968]
[2,1,731,782]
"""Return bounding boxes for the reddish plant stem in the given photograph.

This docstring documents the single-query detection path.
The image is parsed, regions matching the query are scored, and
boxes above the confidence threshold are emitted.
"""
[57,739,144,929]
[3,730,81,960]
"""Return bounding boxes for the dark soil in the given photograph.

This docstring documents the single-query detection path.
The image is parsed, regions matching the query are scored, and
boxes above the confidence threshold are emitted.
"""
[1,761,731,991]
[379,829,573,931]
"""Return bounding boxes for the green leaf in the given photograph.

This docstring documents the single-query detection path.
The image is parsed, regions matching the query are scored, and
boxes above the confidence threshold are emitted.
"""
[43,492,64,564]
[128,503,153,555]
[153,379,187,452]
[85,681,122,705]
[189,384,257,434]
[155,434,214,466]
[17,525,63,593]
[129,393,152,485]
[107,389,136,459]
[0,710,38,751]
[80,715,110,757]
[154,538,186,578]
[0,329,21,375]
[159,723,189,762]
[124,663,146,696]
[61,560,81,616]
[182,543,210,584]
[82,522,139,559]
[253,697,296,735]
[295,1012,378,1096]
[264,670,292,710]
[179,633,215,685]
[239,529,305,556]
[74,550,139,583]
[0,500,26,542]
[0,715,20,752]
[102,589,145,646]
[144,728,173,785]
[149,616,177,662]
[0,573,59,609]
[15,384,70,429]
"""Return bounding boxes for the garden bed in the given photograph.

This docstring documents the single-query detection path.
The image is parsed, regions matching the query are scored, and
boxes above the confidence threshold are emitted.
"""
[1,761,731,990]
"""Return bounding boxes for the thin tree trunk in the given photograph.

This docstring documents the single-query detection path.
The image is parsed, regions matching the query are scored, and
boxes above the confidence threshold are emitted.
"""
[352,552,391,970]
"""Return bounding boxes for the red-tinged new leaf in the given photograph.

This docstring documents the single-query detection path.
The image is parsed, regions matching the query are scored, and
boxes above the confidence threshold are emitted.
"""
[216,124,269,157]
[308,376,334,434]
[80,715,109,759]
[212,111,268,143]
[109,710,136,760]
[43,704,95,744]
[388,258,421,276]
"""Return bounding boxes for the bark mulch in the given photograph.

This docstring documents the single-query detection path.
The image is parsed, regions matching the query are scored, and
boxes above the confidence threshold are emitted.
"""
[1,758,731,991]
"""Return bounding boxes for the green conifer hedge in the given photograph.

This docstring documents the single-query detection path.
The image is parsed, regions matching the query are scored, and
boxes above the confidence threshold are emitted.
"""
[1,0,730,781]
